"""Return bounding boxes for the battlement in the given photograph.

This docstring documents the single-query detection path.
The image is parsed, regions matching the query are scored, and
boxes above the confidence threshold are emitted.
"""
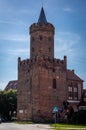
[18,56,67,71]
[30,23,55,34]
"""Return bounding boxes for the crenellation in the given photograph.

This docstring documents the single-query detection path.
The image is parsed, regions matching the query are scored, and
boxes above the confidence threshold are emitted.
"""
[18,56,66,74]
[30,23,54,35]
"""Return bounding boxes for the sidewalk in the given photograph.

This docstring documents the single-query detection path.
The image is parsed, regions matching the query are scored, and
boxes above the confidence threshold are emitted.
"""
[0,123,52,130]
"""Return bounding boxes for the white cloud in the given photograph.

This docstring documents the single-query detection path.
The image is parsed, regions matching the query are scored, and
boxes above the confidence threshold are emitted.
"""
[19,9,36,15]
[0,19,28,28]
[63,7,74,13]
[0,20,16,25]
[54,31,86,87]
[0,34,29,42]
[55,31,80,59]
[8,48,29,56]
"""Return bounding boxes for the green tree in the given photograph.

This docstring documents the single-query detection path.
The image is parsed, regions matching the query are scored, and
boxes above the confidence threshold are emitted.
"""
[0,90,17,120]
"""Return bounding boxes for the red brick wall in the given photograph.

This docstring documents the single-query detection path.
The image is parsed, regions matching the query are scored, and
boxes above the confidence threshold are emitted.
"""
[17,57,67,121]
[30,23,54,59]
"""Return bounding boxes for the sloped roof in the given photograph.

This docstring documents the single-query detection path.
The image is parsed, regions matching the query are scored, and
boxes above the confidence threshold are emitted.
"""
[67,69,83,82]
[4,80,17,91]
[38,7,47,24]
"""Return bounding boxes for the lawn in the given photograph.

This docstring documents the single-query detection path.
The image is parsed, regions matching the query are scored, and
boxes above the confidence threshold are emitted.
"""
[51,123,86,130]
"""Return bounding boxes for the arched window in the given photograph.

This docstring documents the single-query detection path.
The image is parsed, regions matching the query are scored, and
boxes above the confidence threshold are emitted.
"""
[53,79,56,89]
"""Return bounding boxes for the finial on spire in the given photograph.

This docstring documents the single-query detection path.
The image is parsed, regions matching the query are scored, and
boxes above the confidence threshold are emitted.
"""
[38,7,47,24]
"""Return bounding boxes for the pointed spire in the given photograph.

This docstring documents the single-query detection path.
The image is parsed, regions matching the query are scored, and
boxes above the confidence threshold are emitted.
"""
[38,7,47,24]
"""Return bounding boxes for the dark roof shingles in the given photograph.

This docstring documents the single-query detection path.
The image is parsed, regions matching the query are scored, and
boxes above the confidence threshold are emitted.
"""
[38,7,47,24]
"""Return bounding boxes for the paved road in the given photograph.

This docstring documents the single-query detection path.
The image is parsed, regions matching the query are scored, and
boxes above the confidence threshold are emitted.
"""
[0,123,52,130]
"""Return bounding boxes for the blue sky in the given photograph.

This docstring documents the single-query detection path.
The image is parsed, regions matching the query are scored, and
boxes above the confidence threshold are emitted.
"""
[0,0,86,90]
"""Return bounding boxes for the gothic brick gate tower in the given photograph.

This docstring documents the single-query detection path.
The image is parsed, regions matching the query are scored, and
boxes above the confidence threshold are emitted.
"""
[17,7,68,121]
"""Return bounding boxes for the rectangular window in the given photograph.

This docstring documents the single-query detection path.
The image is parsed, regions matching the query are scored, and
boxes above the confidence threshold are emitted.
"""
[68,92,73,99]
[74,87,78,92]
[69,97,72,100]
[74,84,78,100]
[68,83,73,99]
[74,92,78,100]
[53,79,56,89]
[68,86,72,92]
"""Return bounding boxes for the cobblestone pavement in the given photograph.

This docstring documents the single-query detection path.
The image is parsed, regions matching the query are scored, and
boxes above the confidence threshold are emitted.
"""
[0,123,52,130]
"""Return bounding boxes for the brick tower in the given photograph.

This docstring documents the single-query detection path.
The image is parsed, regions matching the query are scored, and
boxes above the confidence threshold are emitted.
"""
[30,7,54,59]
[17,7,83,121]
[17,7,67,121]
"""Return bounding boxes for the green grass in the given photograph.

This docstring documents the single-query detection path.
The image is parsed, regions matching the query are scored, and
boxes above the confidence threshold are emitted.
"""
[51,123,86,130]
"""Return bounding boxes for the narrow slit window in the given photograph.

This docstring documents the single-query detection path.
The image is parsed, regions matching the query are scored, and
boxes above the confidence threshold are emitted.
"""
[49,47,51,52]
